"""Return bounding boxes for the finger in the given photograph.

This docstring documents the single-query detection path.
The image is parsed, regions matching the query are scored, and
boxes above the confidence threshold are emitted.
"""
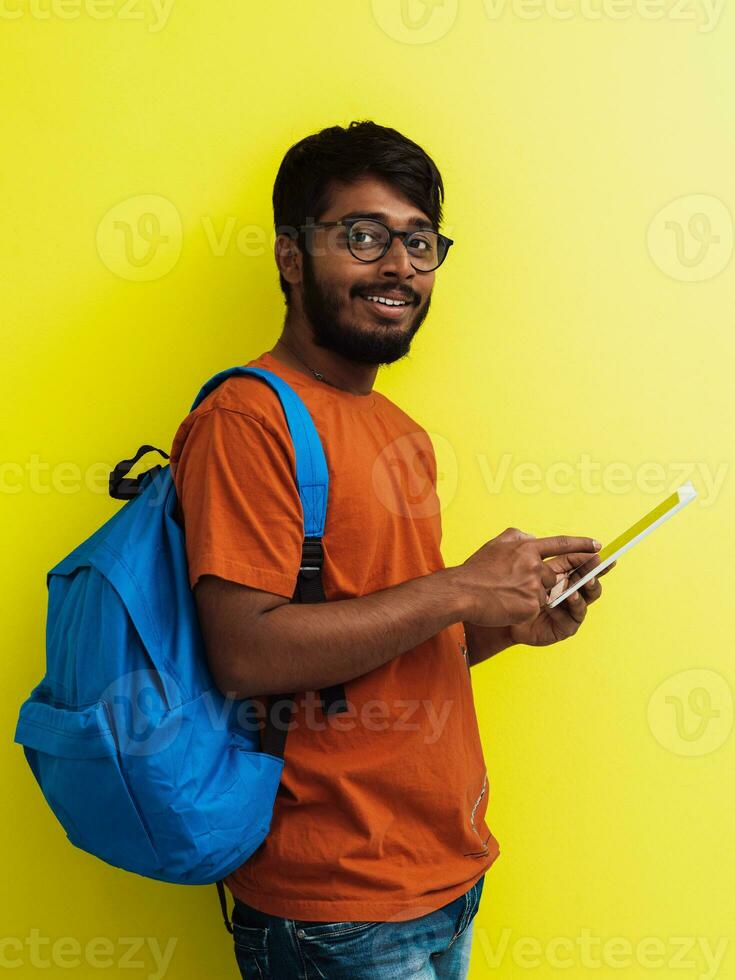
[571,558,616,588]
[580,559,616,601]
[545,574,569,606]
[544,595,584,637]
[540,562,559,590]
[547,552,603,580]
[563,587,587,624]
[533,535,601,559]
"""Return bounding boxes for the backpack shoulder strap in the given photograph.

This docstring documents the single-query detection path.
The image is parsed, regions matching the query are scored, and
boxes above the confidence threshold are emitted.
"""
[191,366,328,538]
[194,366,345,713]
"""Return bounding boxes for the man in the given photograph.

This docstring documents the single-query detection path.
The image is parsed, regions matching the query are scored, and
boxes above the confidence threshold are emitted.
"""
[169,120,615,979]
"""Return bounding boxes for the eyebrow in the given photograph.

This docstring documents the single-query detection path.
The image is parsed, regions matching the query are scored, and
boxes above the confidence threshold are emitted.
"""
[337,210,435,230]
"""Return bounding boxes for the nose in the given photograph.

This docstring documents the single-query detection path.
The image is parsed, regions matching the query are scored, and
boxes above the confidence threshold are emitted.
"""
[377,234,416,280]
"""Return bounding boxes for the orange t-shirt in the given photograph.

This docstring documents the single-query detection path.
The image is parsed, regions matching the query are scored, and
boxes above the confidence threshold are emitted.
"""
[169,349,500,921]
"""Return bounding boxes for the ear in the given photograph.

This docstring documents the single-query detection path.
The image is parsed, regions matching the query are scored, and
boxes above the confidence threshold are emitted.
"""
[275,233,302,287]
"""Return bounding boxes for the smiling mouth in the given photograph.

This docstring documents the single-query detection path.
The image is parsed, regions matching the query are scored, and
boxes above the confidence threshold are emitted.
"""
[357,294,414,319]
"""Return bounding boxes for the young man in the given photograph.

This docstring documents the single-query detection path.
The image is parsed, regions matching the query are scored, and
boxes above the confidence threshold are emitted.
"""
[169,120,614,979]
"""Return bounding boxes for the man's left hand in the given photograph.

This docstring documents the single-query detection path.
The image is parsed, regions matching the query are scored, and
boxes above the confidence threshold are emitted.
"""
[508,554,617,647]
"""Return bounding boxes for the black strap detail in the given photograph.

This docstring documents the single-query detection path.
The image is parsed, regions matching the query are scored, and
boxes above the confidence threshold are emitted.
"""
[216,879,233,934]
[109,444,170,500]
[215,540,348,930]
[258,537,348,759]
[293,537,348,716]
[259,693,296,759]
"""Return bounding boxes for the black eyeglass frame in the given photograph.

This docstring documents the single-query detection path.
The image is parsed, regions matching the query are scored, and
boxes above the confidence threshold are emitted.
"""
[296,218,454,272]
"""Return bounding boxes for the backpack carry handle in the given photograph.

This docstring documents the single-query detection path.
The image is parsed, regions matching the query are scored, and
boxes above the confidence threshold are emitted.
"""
[109,444,170,500]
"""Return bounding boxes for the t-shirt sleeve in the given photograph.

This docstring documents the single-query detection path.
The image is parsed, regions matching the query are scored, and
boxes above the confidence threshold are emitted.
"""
[172,406,304,597]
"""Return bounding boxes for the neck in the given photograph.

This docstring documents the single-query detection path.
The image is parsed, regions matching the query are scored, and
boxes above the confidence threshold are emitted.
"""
[270,328,378,397]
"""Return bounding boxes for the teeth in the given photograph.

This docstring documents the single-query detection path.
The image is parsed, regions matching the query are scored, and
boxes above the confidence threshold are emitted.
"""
[364,295,407,306]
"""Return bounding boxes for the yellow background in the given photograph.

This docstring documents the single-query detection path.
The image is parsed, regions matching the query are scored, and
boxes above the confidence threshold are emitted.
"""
[2,1,733,977]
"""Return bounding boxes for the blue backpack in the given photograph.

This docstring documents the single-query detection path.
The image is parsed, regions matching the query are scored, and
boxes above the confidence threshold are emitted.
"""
[13,366,346,933]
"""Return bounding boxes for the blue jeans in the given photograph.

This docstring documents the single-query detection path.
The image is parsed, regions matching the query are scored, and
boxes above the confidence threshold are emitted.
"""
[230,875,484,979]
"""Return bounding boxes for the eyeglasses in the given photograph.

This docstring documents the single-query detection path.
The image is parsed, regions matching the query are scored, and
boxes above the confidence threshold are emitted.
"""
[297,217,454,272]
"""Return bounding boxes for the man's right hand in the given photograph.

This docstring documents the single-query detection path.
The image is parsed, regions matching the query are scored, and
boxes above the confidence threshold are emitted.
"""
[453,527,601,628]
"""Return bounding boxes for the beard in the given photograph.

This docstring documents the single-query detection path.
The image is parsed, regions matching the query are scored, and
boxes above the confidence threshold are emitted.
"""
[299,253,432,366]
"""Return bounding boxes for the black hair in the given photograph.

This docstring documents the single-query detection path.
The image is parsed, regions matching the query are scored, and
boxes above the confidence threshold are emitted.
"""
[272,120,445,304]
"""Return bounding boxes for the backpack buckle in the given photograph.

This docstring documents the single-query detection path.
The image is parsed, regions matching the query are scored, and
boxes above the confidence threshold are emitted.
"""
[300,537,323,573]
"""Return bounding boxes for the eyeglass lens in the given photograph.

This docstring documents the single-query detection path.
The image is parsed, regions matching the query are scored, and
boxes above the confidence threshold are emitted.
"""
[348,219,445,270]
